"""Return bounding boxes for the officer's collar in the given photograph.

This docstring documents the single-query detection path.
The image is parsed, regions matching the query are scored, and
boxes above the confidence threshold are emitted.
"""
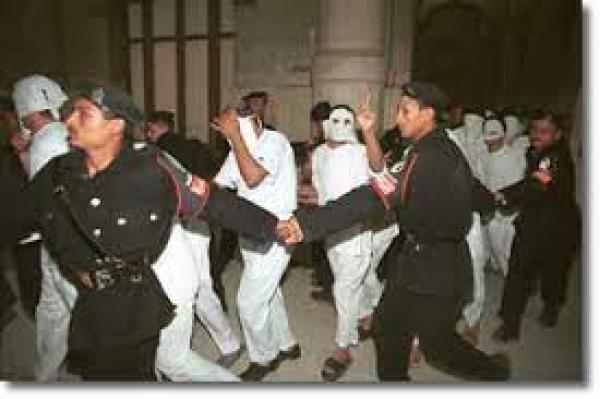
[411,126,445,149]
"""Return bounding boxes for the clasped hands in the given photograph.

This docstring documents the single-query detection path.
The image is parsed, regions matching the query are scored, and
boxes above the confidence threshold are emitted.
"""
[276,216,304,246]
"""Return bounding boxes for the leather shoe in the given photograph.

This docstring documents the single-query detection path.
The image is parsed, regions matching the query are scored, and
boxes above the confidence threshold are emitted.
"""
[278,344,301,362]
[217,344,246,368]
[239,361,276,381]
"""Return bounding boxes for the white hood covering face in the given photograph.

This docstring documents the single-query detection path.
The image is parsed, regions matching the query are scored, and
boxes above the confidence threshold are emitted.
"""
[322,107,358,143]
[483,119,505,141]
[463,113,484,142]
[504,115,523,141]
[12,75,68,121]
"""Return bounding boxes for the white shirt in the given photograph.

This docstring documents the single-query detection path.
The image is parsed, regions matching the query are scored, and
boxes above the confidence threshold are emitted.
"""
[483,144,527,191]
[28,121,70,178]
[312,142,372,255]
[311,143,369,205]
[214,128,297,219]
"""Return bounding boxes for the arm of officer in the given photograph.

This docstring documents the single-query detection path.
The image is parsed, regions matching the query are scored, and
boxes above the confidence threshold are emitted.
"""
[0,159,53,246]
[156,150,281,243]
[288,169,399,243]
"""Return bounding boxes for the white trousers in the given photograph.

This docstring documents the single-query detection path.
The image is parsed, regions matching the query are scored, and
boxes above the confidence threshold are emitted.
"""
[359,222,398,319]
[462,213,487,328]
[153,223,238,382]
[237,238,296,364]
[183,219,240,355]
[326,225,372,348]
[485,212,517,277]
[35,245,77,382]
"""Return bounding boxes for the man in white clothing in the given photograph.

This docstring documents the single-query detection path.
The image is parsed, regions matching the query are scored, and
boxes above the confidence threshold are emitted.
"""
[12,74,78,381]
[482,118,527,276]
[311,105,373,381]
[447,111,488,344]
[211,107,299,381]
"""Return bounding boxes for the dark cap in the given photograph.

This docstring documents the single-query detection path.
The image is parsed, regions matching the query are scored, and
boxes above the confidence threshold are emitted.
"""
[65,81,144,125]
[401,82,449,115]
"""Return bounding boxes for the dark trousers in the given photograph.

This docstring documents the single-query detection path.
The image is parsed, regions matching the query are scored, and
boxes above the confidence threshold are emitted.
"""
[374,283,508,381]
[311,241,332,291]
[208,227,238,310]
[70,336,159,381]
[13,241,41,319]
[498,228,574,330]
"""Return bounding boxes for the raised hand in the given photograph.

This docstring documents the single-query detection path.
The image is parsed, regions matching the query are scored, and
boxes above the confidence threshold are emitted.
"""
[356,89,377,134]
[210,107,241,140]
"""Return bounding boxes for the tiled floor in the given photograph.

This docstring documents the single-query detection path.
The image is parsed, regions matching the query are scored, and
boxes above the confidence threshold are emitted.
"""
[0,249,584,384]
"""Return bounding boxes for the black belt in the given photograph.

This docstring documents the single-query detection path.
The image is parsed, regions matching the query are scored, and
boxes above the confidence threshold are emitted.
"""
[75,256,148,292]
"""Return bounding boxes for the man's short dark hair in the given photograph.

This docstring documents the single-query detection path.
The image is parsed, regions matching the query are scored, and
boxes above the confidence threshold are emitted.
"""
[401,82,450,119]
[310,101,331,122]
[529,108,564,131]
[148,110,176,131]
[243,91,269,103]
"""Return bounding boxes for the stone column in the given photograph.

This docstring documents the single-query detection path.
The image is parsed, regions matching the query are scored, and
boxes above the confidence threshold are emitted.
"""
[312,0,386,117]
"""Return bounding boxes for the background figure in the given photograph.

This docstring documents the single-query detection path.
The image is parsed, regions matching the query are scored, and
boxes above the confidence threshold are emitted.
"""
[493,110,580,342]
[12,75,78,381]
[297,101,333,303]
[481,118,526,276]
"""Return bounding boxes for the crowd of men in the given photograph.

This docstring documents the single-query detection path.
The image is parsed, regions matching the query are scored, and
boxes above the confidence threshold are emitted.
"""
[0,74,580,382]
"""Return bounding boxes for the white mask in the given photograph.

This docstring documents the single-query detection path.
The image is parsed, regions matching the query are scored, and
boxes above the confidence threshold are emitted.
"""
[236,116,260,154]
[323,107,357,143]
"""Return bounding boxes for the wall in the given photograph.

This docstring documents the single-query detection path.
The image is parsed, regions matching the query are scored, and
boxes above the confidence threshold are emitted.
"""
[0,0,117,92]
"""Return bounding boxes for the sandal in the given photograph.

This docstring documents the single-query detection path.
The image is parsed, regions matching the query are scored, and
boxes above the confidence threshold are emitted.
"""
[321,356,352,382]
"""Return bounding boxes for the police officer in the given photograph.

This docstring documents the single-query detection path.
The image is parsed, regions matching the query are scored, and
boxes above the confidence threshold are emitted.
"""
[0,82,285,380]
[280,82,510,381]
[492,109,580,341]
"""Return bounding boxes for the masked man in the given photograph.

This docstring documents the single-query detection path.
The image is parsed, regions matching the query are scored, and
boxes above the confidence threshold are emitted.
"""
[211,107,299,381]
[481,118,526,276]
[310,105,374,381]
[12,74,78,381]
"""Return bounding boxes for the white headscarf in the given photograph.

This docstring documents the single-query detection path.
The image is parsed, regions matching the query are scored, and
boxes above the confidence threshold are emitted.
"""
[322,107,358,143]
[12,74,67,121]
[463,113,484,142]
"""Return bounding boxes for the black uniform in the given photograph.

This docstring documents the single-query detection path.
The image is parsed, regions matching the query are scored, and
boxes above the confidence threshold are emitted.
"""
[155,133,217,178]
[497,136,579,333]
[296,127,509,381]
[0,141,280,380]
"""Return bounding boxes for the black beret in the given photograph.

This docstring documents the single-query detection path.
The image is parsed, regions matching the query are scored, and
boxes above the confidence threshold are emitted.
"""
[65,81,144,125]
[401,82,450,115]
